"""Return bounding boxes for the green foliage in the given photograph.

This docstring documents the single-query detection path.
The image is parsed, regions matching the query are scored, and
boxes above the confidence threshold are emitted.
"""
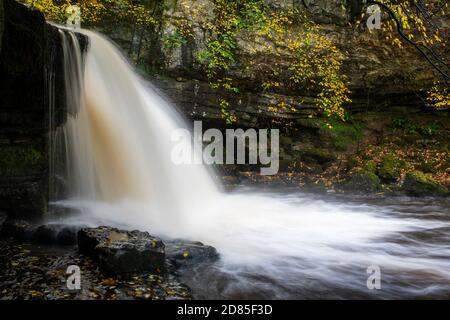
[392,117,408,129]
[181,0,351,123]
[392,117,442,136]
[197,32,237,76]
[356,1,449,110]
[219,98,236,125]
[163,31,187,49]
[364,161,377,174]
[22,0,158,27]
[372,0,448,48]
[422,121,441,136]
[427,81,450,110]
[318,117,362,150]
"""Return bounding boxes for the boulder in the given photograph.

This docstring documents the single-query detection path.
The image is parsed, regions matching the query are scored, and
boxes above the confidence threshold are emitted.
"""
[32,224,80,245]
[33,224,59,244]
[78,227,165,275]
[166,240,219,268]
[342,169,380,193]
[1,219,36,241]
[0,0,88,219]
[403,171,448,197]
[378,155,404,182]
[56,226,78,245]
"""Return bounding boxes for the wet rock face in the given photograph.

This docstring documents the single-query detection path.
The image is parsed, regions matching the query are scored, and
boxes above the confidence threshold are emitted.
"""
[0,219,81,245]
[78,227,166,275]
[153,0,435,123]
[1,219,36,241]
[33,224,80,245]
[0,0,57,218]
[0,0,87,219]
[166,240,219,268]
[341,169,381,193]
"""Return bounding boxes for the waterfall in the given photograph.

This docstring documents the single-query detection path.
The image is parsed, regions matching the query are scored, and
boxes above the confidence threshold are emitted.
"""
[49,30,85,201]
[54,28,450,299]
[55,28,220,231]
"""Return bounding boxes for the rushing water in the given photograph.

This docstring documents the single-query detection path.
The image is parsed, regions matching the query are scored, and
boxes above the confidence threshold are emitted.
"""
[54,28,450,300]
[55,28,220,233]
[59,189,450,299]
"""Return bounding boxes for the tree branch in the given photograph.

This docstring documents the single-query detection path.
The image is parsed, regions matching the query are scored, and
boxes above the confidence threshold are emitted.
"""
[367,0,450,81]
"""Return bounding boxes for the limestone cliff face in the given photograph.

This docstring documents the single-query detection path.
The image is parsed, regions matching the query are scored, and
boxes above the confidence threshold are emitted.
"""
[137,0,444,127]
[0,0,86,218]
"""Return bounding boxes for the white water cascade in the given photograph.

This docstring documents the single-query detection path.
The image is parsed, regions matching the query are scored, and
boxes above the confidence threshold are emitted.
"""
[53,28,450,299]
[55,29,220,234]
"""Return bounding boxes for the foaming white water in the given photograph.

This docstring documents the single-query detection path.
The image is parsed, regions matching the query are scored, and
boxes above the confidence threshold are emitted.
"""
[55,29,450,298]
[59,191,450,298]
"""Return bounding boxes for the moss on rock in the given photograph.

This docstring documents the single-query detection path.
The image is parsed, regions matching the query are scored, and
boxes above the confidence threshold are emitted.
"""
[378,155,404,182]
[402,170,448,197]
[342,168,381,193]
[0,145,45,177]
[364,161,377,173]
[317,119,362,151]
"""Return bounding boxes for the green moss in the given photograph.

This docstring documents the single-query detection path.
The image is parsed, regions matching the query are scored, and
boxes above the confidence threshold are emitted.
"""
[392,117,442,137]
[378,155,405,182]
[0,145,45,177]
[318,119,362,151]
[403,170,448,196]
[342,168,380,193]
[364,161,376,173]
[163,31,187,49]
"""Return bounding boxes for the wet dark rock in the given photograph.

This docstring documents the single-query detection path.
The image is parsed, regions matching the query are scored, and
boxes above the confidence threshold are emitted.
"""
[56,226,78,245]
[1,219,83,246]
[0,211,7,230]
[0,238,191,300]
[341,169,381,193]
[78,227,165,275]
[32,224,80,245]
[33,224,59,245]
[1,219,36,241]
[0,0,88,219]
[166,240,219,268]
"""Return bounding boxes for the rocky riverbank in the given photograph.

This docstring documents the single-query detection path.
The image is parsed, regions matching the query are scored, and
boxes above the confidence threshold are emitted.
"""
[214,110,449,197]
[0,213,218,300]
